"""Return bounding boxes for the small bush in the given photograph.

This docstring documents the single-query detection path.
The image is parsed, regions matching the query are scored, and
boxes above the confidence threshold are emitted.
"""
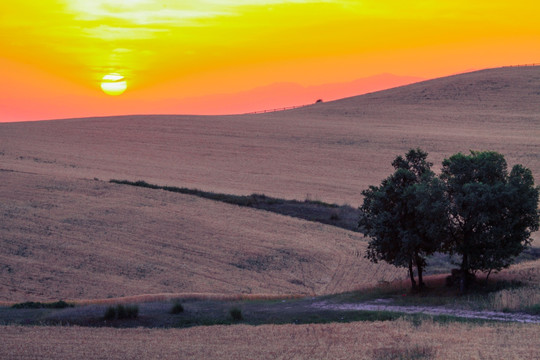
[103,304,139,320]
[49,300,72,309]
[125,304,139,319]
[170,302,184,314]
[116,304,127,319]
[12,302,42,309]
[525,303,540,315]
[230,307,243,321]
[104,306,116,320]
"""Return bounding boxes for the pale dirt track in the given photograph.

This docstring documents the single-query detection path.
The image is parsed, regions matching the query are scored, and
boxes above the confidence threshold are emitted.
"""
[312,300,540,324]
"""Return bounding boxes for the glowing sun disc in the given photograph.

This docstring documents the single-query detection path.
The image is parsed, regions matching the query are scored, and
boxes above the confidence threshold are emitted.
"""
[101,73,127,96]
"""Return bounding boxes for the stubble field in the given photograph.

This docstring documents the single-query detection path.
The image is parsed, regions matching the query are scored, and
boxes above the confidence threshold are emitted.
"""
[0,170,404,302]
[1,320,539,360]
[0,66,539,358]
[0,67,538,207]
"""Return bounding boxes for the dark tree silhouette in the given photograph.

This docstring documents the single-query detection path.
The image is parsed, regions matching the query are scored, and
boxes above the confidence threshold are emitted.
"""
[359,149,539,292]
[440,151,539,290]
[359,149,447,290]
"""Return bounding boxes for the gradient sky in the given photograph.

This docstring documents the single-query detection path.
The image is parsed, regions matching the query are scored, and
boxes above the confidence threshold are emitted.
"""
[1,0,540,121]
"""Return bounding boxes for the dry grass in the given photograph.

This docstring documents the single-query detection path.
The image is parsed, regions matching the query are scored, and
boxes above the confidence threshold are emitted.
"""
[487,287,540,312]
[1,320,539,359]
[1,66,539,359]
[482,259,540,312]
[0,293,303,307]
[0,171,404,302]
[0,66,538,302]
[0,67,538,207]
[73,292,303,306]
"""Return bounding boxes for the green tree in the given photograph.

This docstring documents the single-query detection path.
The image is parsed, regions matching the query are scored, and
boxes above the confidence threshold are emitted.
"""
[359,149,447,290]
[441,151,539,288]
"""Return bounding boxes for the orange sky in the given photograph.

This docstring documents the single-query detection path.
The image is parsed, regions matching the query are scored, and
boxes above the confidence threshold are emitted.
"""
[1,1,540,122]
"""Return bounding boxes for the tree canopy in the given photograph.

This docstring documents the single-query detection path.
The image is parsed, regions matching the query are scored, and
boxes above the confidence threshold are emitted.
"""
[441,151,540,286]
[359,149,447,290]
[359,149,539,291]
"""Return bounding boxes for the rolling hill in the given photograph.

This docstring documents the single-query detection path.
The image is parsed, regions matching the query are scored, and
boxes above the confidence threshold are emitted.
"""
[0,66,538,301]
[0,66,538,206]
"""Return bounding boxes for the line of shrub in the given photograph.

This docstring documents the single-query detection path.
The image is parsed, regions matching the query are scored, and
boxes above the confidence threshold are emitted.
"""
[109,179,364,232]
[109,179,340,208]
[11,300,73,309]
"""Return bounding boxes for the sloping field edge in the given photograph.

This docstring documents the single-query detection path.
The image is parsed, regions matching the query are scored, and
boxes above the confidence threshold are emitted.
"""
[110,179,361,232]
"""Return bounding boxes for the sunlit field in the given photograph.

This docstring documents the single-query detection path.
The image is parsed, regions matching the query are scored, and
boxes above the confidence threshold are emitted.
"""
[1,67,539,302]
[1,67,539,358]
[0,170,404,302]
[0,67,538,207]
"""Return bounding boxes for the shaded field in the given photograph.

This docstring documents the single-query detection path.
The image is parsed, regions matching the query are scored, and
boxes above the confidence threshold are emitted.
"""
[0,170,404,302]
[1,320,539,360]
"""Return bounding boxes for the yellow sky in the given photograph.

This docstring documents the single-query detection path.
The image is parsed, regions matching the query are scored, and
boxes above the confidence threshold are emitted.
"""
[1,1,540,120]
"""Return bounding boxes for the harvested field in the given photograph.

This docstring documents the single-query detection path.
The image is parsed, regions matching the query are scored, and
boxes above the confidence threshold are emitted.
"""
[0,170,404,302]
[1,320,539,359]
[0,67,538,207]
[0,66,538,302]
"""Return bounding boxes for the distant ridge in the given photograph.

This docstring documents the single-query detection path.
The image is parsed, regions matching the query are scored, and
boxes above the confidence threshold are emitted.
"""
[0,65,538,206]
[162,73,424,115]
[290,65,540,113]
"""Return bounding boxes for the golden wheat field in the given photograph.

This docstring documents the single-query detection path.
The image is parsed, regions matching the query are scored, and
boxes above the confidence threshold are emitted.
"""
[1,66,539,303]
[1,66,540,359]
[1,320,539,360]
[0,170,404,302]
[0,67,538,207]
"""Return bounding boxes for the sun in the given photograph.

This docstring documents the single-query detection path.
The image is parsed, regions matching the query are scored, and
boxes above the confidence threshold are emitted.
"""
[100,73,127,96]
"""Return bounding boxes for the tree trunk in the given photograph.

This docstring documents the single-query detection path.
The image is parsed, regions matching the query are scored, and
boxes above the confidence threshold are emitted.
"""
[485,269,492,284]
[408,258,417,291]
[460,252,469,294]
[415,254,425,290]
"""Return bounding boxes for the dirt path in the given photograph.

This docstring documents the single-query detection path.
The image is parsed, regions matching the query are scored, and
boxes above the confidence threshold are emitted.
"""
[312,299,540,324]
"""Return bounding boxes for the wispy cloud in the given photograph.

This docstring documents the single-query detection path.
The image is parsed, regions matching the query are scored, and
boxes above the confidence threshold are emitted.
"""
[82,25,169,41]
[63,0,342,25]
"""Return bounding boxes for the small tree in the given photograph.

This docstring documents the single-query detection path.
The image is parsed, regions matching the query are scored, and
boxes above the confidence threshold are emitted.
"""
[359,149,447,290]
[441,151,539,288]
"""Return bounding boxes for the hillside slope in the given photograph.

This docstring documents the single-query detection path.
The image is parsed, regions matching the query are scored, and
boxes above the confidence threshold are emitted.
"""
[0,170,403,301]
[0,67,538,207]
[0,66,538,301]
